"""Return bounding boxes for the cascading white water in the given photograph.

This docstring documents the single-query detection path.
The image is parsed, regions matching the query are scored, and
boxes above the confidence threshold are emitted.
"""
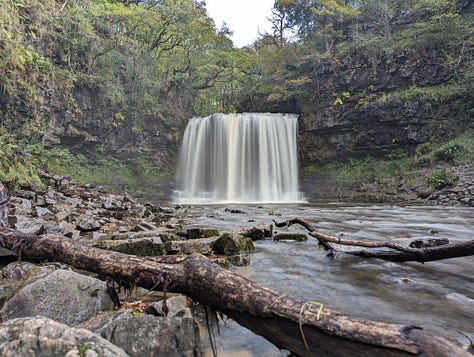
[173,113,304,204]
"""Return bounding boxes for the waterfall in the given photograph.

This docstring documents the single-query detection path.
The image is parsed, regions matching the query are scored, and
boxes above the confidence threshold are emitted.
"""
[173,113,304,204]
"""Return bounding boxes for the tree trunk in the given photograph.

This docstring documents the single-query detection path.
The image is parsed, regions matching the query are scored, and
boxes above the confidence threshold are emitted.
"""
[0,230,469,357]
[275,218,474,262]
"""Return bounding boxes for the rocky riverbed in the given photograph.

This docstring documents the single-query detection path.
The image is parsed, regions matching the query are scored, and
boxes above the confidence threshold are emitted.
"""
[0,178,279,357]
[0,170,472,356]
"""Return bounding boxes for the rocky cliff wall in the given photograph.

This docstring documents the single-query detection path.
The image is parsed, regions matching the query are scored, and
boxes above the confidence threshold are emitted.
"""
[297,46,472,163]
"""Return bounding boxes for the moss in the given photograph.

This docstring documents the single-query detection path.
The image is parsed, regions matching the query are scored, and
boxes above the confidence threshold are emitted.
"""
[77,345,93,357]
[211,233,255,256]
[273,233,308,242]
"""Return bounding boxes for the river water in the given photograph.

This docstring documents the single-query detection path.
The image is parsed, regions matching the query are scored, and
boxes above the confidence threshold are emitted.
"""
[179,204,474,356]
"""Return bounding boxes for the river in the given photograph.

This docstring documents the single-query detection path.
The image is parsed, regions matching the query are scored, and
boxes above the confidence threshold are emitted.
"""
[179,204,474,356]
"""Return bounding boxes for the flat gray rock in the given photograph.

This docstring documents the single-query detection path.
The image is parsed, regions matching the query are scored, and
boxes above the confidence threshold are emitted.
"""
[0,316,128,357]
[0,269,113,325]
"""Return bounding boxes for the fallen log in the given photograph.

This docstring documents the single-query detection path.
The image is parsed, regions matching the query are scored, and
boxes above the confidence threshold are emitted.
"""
[0,230,469,356]
[275,218,474,262]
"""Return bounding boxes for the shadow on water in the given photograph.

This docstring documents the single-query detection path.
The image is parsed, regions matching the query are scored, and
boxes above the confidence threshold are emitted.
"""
[179,204,473,356]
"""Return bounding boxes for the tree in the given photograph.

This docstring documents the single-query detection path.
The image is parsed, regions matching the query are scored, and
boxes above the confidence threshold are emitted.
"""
[275,0,360,52]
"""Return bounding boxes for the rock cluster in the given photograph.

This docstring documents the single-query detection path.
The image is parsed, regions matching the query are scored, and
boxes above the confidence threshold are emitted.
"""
[0,179,275,356]
[4,180,261,261]
[0,264,200,357]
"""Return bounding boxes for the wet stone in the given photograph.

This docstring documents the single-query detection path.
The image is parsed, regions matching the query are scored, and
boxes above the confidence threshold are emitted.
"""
[164,239,213,255]
[93,237,164,256]
[273,233,308,242]
[211,233,255,256]
[241,225,273,241]
[187,228,220,239]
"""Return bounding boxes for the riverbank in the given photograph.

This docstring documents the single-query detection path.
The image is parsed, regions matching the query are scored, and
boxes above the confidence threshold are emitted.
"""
[301,163,474,206]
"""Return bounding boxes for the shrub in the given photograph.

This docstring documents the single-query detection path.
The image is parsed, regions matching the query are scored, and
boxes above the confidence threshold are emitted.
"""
[426,168,458,189]
[434,143,464,163]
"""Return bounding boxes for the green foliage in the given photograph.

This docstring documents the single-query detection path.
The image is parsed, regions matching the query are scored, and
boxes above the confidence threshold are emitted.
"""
[77,344,94,357]
[377,84,467,104]
[301,164,319,178]
[333,91,350,105]
[1,0,245,142]
[434,143,464,163]
[30,144,172,199]
[426,168,458,189]
[415,129,474,166]
[322,155,413,185]
[0,131,42,187]
[307,128,474,187]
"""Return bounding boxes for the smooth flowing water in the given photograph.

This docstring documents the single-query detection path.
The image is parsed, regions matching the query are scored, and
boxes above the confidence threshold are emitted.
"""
[179,204,473,356]
[174,113,302,204]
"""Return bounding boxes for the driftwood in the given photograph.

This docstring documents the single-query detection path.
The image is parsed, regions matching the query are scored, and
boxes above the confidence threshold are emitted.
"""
[0,230,469,357]
[274,218,474,262]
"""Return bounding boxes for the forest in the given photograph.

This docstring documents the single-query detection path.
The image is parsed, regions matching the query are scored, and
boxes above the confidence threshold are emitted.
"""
[0,0,472,198]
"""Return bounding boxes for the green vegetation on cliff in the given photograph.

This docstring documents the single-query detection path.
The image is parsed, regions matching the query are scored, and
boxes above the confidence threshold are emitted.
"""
[301,128,473,199]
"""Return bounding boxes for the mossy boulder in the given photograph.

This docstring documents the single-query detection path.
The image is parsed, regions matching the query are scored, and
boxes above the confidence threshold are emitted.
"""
[185,228,220,239]
[273,233,308,242]
[211,233,255,256]
[241,224,273,241]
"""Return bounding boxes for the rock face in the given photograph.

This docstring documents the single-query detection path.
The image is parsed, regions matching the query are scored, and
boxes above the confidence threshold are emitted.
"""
[0,316,128,357]
[0,269,113,325]
[294,43,472,163]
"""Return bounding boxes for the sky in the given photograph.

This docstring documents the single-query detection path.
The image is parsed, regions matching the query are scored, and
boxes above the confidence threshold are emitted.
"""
[204,0,275,47]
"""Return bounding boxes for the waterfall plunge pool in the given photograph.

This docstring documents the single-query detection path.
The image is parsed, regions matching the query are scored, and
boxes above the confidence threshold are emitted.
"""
[177,204,473,356]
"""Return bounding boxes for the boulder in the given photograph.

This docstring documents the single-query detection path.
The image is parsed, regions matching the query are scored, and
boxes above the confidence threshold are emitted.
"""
[241,224,273,241]
[93,237,163,256]
[76,214,103,231]
[224,207,245,214]
[158,233,186,243]
[0,262,57,307]
[0,316,127,357]
[80,311,201,357]
[0,269,113,325]
[111,230,171,241]
[35,206,54,220]
[150,295,193,318]
[186,228,220,239]
[273,233,308,241]
[211,233,255,256]
[164,239,214,255]
[0,247,14,262]
[13,215,45,235]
